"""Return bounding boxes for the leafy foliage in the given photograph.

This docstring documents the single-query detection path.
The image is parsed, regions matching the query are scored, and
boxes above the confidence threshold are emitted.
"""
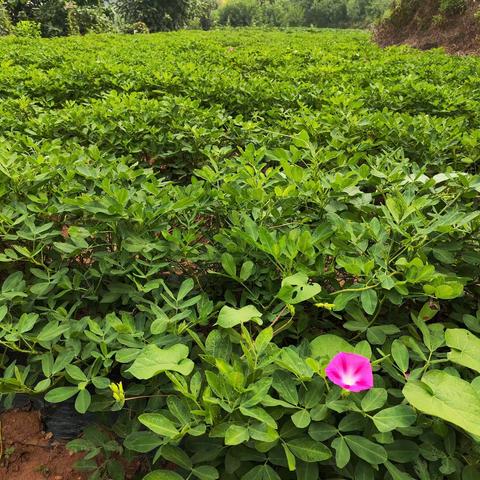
[0,29,480,480]
[0,1,12,35]
[439,0,466,15]
[115,0,193,31]
[12,18,41,36]
[381,0,469,33]
[218,0,258,26]
[217,0,391,27]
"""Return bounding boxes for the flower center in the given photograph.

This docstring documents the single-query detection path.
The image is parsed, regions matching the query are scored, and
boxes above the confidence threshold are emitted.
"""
[342,372,358,386]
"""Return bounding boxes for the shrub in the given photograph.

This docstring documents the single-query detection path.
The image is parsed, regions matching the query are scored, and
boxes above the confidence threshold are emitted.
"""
[439,0,466,14]
[75,6,116,34]
[217,0,259,26]
[0,1,12,35]
[34,0,68,37]
[124,20,150,33]
[261,0,304,27]
[115,0,192,32]
[188,0,217,30]
[304,0,348,27]
[431,13,445,26]
[475,7,480,23]
[13,19,41,37]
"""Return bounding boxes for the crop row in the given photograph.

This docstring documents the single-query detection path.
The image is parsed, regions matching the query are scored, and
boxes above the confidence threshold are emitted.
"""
[0,29,480,480]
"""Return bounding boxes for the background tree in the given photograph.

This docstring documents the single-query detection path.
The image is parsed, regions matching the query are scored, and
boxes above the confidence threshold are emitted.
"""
[303,0,348,27]
[189,0,217,29]
[0,0,12,34]
[115,0,193,31]
[217,0,258,26]
[217,0,390,28]
[260,0,304,26]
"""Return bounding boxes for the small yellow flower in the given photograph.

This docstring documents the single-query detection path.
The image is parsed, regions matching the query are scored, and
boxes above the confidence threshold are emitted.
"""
[109,382,125,403]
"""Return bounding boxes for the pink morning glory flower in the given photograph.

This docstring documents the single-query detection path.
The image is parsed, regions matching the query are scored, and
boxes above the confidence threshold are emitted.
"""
[325,352,373,392]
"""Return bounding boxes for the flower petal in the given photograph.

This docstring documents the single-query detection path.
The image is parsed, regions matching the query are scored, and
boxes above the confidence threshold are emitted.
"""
[326,352,373,392]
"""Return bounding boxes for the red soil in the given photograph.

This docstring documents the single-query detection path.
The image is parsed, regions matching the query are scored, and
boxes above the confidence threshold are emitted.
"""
[0,410,86,480]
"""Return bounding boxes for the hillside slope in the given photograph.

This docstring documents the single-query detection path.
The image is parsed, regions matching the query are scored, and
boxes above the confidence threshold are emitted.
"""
[375,0,480,54]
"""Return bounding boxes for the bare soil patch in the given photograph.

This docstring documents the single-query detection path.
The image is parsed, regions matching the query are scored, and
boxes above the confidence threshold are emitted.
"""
[375,0,480,55]
[0,410,86,480]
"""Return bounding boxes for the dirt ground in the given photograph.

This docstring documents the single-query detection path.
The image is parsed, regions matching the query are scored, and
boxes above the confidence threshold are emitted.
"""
[0,410,86,480]
[374,0,480,55]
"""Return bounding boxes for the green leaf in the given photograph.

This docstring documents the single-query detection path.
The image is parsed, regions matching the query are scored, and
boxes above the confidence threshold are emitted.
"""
[338,413,365,432]
[434,282,463,300]
[403,370,480,437]
[221,253,236,277]
[138,414,179,438]
[249,422,279,442]
[44,387,79,403]
[240,406,277,429]
[254,327,273,355]
[167,396,191,425]
[361,388,387,412]
[391,340,409,373]
[272,371,298,405]
[37,323,69,342]
[296,462,319,480]
[310,334,353,360]
[291,410,311,428]
[75,389,91,414]
[309,404,328,422]
[282,444,296,471]
[308,422,337,441]
[240,261,254,281]
[53,242,80,254]
[241,465,281,480]
[92,376,110,389]
[354,462,375,480]
[225,424,249,445]
[277,273,321,305]
[177,278,194,301]
[127,344,194,379]
[386,197,401,223]
[372,405,416,432]
[65,364,88,382]
[17,313,38,333]
[360,289,378,315]
[385,440,419,463]
[242,378,272,408]
[418,302,439,322]
[344,435,387,464]
[143,472,184,480]
[124,432,162,453]
[150,309,169,335]
[384,461,415,480]
[446,328,480,373]
[463,466,480,480]
[34,378,51,392]
[107,459,124,480]
[276,348,313,379]
[332,436,350,469]
[192,466,219,480]
[287,438,332,462]
[67,438,94,452]
[161,445,192,470]
[216,305,262,328]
